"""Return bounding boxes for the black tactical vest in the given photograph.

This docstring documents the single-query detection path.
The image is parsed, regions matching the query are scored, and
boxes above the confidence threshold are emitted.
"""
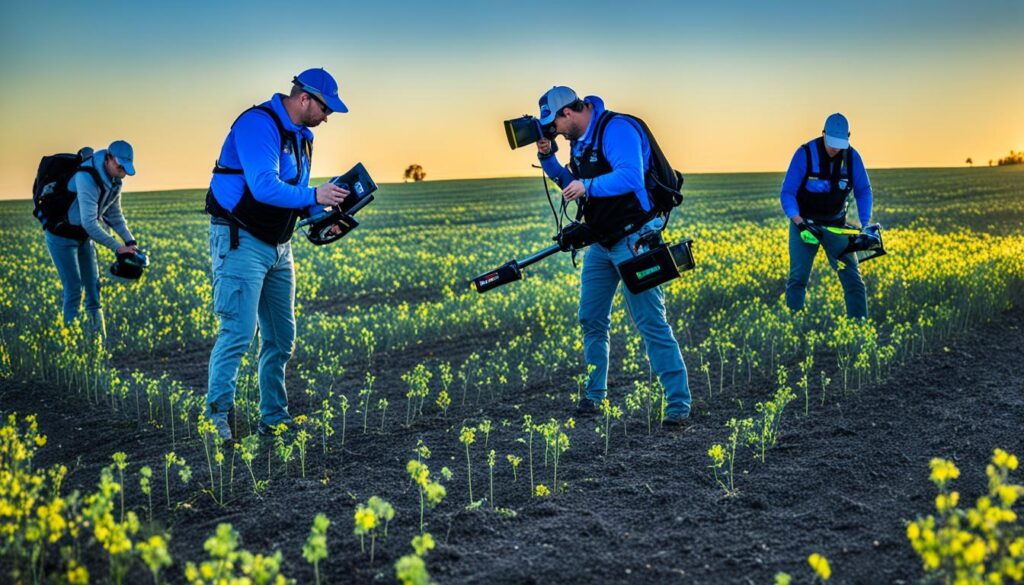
[569,110,652,243]
[206,105,312,245]
[796,137,853,225]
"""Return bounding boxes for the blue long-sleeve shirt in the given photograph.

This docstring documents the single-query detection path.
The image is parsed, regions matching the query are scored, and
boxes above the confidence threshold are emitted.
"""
[66,150,134,251]
[540,96,652,212]
[210,94,318,212]
[780,142,873,225]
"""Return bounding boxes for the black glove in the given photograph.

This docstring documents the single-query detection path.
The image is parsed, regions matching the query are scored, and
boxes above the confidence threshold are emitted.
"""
[554,222,597,251]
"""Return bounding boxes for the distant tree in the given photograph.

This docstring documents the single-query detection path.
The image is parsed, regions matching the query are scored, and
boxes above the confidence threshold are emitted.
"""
[965,157,973,167]
[989,160,993,167]
[997,150,1023,166]
[403,164,427,182]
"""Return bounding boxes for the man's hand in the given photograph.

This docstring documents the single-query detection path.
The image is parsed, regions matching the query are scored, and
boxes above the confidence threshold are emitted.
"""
[562,180,586,202]
[537,137,552,156]
[791,215,804,225]
[797,222,821,246]
[316,183,349,206]
[116,244,139,255]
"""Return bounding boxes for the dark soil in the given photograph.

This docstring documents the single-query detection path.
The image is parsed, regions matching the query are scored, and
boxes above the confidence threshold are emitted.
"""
[4,308,1024,584]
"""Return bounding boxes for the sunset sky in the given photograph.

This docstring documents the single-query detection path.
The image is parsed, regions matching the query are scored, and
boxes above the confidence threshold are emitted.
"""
[1,0,1021,198]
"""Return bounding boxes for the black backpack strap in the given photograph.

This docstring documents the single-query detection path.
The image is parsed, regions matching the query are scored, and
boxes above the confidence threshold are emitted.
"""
[592,110,618,159]
[252,105,308,185]
[77,165,107,200]
[844,148,853,188]
[571,110,616,223]
[625,113,682,210]
[213,104,309,186]
[830,147,850,197]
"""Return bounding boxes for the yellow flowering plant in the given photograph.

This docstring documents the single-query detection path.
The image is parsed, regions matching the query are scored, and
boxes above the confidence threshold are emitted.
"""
[539,419,570,494]
[506,454,522,482]
[377,398,389,432]
[522,414,536,496]
[302,513,330,585]
[478,419,493,450]
[137,534,172,585]
[596,399,623,456]
[163,451,190,509]
[407,457,447,533]
[354,496,394,564]
[196,415,219,498]
[906,449,1023,582]
[360,371,375,434]
[237,435,265,497]
[459,425,477,505]
[111,451,128,522]
[294,428,312,478]
[139,465,153,524]
[807,552,832,582]
[707,417,754,496]
[184,522,293,585]
[82,465,139,585]
[395,532,435,585]
[403,363,433,425]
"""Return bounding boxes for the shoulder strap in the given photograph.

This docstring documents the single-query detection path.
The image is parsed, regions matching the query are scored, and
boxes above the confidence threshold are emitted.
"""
[251,105,311,160]
[215,105,311,181]
[77,164,107,199]
[591,110,618,158]
[806,139,820,176]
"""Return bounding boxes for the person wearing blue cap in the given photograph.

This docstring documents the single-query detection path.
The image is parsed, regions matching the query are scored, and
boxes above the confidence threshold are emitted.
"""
[534,86,692,429]
[204,68,351,440]
[44,140,140,334]
[780,113,874,318]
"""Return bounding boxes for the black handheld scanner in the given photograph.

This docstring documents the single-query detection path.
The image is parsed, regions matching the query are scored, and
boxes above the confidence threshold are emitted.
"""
[470,244,562,293]
[471,259,523,293]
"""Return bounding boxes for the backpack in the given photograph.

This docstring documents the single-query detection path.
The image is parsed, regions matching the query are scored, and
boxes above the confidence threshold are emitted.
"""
[32,148,102,233]
[598,112,685,217]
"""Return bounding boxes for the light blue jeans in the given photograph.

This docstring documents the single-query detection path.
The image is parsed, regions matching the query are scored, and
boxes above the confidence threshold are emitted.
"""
[206,223,295,425]
[579,218,691,419]
[785,221,867,318]
[44,231,104,334]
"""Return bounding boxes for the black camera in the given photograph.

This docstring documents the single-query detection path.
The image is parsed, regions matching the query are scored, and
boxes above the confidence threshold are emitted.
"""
[503,115,558,150]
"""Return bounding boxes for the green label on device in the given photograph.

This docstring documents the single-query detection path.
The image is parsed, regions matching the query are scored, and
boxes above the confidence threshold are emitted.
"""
[636,266,661,279]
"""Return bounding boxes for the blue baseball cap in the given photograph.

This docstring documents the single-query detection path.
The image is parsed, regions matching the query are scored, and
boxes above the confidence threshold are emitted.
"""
[108,140,135,176]
[538,86,579,126]
[823,113,850,150]
[294,68,348,114]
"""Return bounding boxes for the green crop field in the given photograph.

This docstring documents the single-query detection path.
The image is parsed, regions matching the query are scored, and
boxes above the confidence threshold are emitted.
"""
[2,165,1023,583]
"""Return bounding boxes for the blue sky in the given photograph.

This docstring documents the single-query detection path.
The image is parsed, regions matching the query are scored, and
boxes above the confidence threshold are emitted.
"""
[0,0,1021,195]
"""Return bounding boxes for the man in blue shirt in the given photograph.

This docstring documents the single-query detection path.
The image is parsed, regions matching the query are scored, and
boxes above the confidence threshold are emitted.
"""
[44,140,139,335]
[536,86,691,428]
[779,113,873,318]
[205,68,350,440]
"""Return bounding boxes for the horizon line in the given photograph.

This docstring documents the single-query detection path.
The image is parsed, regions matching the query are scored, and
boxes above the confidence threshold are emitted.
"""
[2,163,1018,201]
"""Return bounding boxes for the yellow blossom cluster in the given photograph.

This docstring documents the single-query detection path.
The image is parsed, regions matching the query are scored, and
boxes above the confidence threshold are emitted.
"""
[906,449,1024,583]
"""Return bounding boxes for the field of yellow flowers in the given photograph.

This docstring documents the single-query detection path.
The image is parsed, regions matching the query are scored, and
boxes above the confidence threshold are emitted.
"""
[1,165,1022,583]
